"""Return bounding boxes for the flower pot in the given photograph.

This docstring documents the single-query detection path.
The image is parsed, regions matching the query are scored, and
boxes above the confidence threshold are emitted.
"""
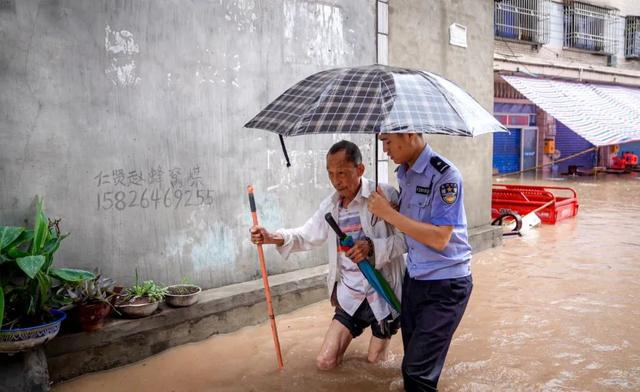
[115,298,159,318]
[77,302,112,332]
[0,309,66,354]
[165,284,201,307]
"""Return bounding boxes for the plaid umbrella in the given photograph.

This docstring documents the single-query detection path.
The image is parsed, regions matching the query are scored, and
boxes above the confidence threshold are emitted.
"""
[245,64,506,138]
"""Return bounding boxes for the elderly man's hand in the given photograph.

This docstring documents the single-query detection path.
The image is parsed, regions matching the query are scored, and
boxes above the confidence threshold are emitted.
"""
[368,186,395,220]
[250,225,284,246]
[345,240,371,264]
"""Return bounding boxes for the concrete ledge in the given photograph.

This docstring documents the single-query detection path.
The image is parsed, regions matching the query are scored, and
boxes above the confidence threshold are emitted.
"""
[468,223,503,253]
[46,265,329,383]
[47,225,501,383]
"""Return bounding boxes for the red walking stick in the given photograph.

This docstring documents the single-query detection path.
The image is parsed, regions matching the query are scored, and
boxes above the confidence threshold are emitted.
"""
[247,185,284,369]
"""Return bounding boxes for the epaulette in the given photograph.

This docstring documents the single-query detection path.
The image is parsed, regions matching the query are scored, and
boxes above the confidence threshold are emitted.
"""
[430,156,450,174]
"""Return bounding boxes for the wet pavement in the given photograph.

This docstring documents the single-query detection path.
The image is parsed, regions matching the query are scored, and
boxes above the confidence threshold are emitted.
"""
[55,174,640,392]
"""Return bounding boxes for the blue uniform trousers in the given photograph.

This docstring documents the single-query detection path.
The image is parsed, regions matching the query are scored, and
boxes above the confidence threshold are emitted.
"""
[401,273,473,392]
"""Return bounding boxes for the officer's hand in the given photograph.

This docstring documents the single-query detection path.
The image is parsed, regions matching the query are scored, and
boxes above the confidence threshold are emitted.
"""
[345,240,370,264]
[250,225,273,245]
[368,187,394,219]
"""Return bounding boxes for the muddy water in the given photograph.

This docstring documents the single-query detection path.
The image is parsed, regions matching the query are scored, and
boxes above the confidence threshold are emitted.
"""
[55,175,640,392]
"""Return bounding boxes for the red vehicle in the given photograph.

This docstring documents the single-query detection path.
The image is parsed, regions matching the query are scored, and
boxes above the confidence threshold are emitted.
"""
[611,151,638,170]
[491,184,579,224]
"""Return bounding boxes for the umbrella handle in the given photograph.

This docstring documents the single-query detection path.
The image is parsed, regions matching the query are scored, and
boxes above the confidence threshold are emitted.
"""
[247,185,284,369]
[324,213,348,240]
[279,135,291,167]
[374,133,378,188]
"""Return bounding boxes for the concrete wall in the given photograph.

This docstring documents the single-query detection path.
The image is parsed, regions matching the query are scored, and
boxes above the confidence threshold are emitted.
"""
[0,0,376,288]
[388,0,496,228]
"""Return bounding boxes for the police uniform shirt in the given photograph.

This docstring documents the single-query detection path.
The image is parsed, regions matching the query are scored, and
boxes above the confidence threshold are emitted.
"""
[397,144,472,281]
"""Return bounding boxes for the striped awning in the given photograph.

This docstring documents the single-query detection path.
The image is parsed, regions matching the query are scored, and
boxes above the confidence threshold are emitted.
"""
[501,75,640,146]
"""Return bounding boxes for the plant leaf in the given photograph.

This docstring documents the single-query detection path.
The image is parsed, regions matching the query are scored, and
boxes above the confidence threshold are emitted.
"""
[6,230,34,254]
[42,234,68,272]
[32,197,49,255]
[6,246,30,259]
[50,268,95,283]
[35,272,51,309]
[16,255,46,279]
[0,226,24,251]
[27,295,36,316]
[3,229,33,259]
[0,286,5,329]
[42,233,68,261]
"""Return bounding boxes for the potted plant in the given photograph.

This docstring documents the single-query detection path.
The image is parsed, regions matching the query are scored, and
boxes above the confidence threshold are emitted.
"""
[0,197,94,353]
[115,270,167,318]
[57,274,117,332]
[165,278,201,307]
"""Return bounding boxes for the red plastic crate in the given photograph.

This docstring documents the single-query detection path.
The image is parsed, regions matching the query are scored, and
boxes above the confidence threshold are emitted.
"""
[491,184,579,224]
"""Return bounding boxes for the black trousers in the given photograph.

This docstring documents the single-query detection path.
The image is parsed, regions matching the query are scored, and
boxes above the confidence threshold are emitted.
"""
[401,273,473,392]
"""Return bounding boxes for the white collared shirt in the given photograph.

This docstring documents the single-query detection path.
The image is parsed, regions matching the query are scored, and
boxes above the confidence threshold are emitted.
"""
[274,177,407,321]
[336,192,389,321]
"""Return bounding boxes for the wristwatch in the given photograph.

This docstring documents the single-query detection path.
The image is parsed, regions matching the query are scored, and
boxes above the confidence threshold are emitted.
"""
[364,236,374,257]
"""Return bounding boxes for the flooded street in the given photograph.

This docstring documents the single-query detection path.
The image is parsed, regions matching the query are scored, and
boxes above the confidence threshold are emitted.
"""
[55,175,640,392]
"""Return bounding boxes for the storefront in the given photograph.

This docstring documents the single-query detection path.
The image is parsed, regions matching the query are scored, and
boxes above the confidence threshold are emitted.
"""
[492,103,538,175]
[494,75,640,175]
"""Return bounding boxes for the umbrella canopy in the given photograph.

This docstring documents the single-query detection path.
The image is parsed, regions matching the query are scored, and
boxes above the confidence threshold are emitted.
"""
[244,64,506,137]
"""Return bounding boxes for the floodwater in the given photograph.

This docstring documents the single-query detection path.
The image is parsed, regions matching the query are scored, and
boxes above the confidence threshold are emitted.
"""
[55,175,640,392]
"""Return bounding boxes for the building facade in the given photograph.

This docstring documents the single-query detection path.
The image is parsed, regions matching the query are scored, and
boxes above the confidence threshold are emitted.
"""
[492,0,640,175]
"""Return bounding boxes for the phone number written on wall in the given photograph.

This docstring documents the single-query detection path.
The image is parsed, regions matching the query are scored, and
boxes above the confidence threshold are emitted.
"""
[94,166,214,211]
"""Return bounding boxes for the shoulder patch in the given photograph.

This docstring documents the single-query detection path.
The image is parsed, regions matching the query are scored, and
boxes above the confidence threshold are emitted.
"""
[439,183,458,204]
[430,156,450,174]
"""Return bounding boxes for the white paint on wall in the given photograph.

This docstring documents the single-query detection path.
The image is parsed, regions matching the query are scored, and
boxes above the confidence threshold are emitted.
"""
[105,26,139,55]
[105,61,141,87]
[104,25,141,87]
[166,232,195,261]
[224,0,258,33]
[194,50,241,88]
[191,225,238,271]
[166,223,238,272]
[266,148,333,191]
[283,2,352,66]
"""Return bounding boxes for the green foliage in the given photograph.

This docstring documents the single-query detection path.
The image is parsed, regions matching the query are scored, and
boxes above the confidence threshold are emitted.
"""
[50,268,95,283]
[0,197,95,329]
[56,274,116,309]
[124,270,167,304]
[16,256,46,279]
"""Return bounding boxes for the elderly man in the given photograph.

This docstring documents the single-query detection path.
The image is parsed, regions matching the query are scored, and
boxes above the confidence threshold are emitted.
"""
[250,140,406,370]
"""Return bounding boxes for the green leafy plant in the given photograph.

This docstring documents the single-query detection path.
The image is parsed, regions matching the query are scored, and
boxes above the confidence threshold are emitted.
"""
[123,270,167,304]
[56,274,117,308]
[0,197,94,329]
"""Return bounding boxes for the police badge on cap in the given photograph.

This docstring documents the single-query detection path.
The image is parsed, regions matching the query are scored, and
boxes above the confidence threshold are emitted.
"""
[439,183,458,204]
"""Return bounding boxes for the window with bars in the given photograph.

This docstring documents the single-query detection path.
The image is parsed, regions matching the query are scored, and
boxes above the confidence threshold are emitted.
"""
[494,0,550,45]
[626,16,640,58]
[563,1,619,54]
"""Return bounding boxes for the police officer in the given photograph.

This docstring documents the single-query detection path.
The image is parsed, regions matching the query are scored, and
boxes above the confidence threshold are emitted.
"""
[368,133,473,392]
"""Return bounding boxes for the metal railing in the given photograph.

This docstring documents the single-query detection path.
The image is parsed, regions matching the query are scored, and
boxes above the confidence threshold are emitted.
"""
[563,0,619,55]
[625,16,640,58]
[494,0,550,45]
